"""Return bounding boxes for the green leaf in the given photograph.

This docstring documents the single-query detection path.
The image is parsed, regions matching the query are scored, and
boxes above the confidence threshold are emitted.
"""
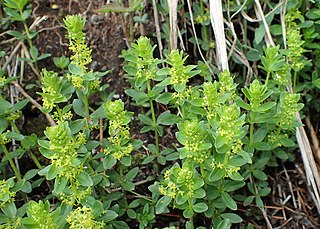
[103,210,118,222]
[183,206,194,218]
[23,169,38,180]
[157,111,180,125]
[125,89,149,104]
[138,114,154,126]
[103,155,117,169]
[155,196,171,214]
[73,99,86,117]
[47,164,58,180]
[1,202,17,219]
[70,119,85,134]
[229,172,243,181]
[6,30,26,40]
[192,202,208,213]
[253,128,267,143]
[259,187,271,197]
[155,92,173,104]
[124,167,139,181]
[142,155,156,164]
[253,142,270,151]
[221,192,237,210]
[4,131,24,141]
[221,213,242,223]
[252,170,268,180]
[209,169,225,182]
[120,156,131,166]
[77,171,93,187]
[54,176,68,193]
[217,219,231,229]
[30,46,38,60]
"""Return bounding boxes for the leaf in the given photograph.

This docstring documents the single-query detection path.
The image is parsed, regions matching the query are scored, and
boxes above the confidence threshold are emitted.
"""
[54,176,68,193]
[6,30,26,40]
[77,171,93,187]
[102,210,118,222]
[4,131,24,141]
[192,202,208,213]
[70,119,85,134]
[23,169,38,180]
[103,155,117,169]
[1,202,16,219]
[155,92,173,104]
[120,156,131,166]
[209,169,225,182]
[253,128,267,143]
[217,219,231,229]
[30,46,38,60]
[157,111,180,125]
[229,172,244,181]
[253,142,271,151]
[138,114,154,126]
[221,192,237,210]
[124,167,139,181]
[221,213,243,223]
[73,99,86,117]
[142,155,156,164]
[155,196,171,214]
[252,170,268,180]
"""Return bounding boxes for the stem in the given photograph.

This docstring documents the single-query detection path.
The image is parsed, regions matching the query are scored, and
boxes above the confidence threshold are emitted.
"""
[147,80,160,156]
[1,144,22,181]
[293,71,298,92]
[249,112,255,145]
[29,151,43,169]
[265,72,270,86]
[118,163,129,208]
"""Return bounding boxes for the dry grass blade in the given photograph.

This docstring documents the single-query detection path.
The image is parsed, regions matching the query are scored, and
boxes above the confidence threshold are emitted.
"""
[151,0,164,66]
[209,0,229,71]
[168,0,178,50]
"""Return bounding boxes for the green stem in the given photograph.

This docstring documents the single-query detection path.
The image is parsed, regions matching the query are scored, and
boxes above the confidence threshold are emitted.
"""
[147,80,159,156]
[265,72,270,87]
[293,71,298,92]
[10,121,43,169]
[29,151,42,169]
[249,113,255,146]
[1,144,22,181]
[128,190,153,202]
[118,163,129,208]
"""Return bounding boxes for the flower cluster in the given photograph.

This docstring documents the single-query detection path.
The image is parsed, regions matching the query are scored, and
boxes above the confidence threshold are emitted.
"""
[166,50,197,87]
[285,9,306,72]
[27,200,56,229]
[202,71,237,120]
[159,163,201,199]
[211,161,240,178]
[176,120,211,164]
[66,206,105,229]
[277,92,302,129]
[122,36,158,83]
[64,14,92,71]
[38,69,67,112]
[216,104,245,152]
[104,100,133,160]
[45,122,84,181]
[0,178,15,208]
